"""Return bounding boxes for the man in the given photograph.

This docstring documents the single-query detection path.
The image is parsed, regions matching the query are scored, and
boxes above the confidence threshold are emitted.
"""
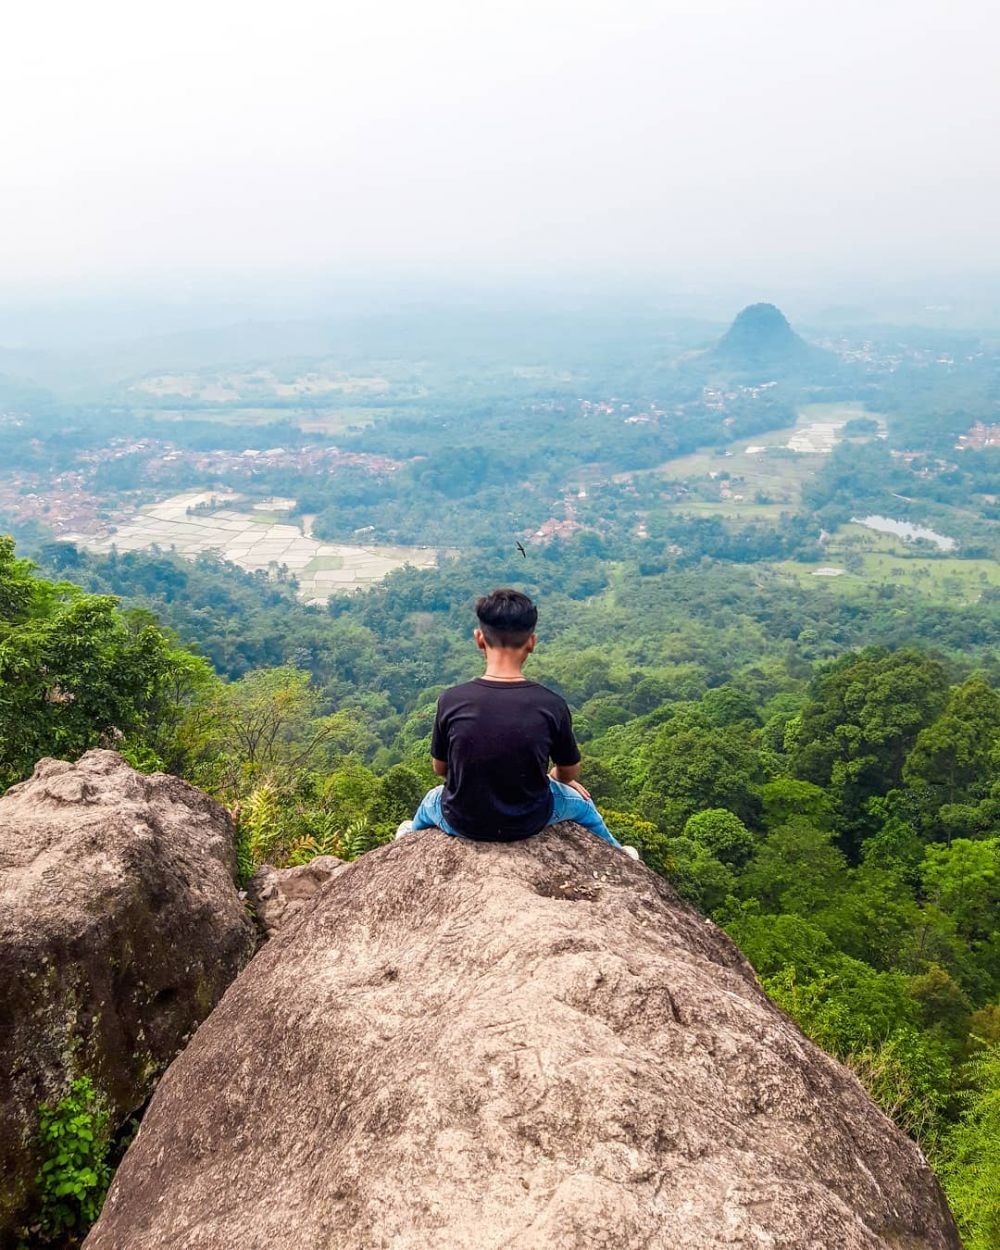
[398,587,638,857]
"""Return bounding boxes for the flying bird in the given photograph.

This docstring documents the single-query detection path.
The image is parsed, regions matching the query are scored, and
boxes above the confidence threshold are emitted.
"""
[516,541,527,558]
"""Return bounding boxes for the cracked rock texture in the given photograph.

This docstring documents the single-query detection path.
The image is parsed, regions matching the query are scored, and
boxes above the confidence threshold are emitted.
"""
[86,823,959,1249]
[246,855,346,938]
[0,751,255,1245]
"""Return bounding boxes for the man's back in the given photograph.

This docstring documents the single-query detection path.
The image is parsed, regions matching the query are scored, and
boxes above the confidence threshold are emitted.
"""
[432,677,580,841]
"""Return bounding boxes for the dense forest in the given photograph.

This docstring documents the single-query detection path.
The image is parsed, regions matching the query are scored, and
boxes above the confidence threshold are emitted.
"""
[2,532,997,1249]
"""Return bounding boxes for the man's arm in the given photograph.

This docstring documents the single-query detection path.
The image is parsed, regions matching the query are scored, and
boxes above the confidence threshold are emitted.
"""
[430,696,448,778]
[549,762,590,799]
[550,761,580,783]
[549,700,589,798]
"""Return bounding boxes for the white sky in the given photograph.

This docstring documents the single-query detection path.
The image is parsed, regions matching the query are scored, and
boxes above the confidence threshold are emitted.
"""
[3,0,999,289]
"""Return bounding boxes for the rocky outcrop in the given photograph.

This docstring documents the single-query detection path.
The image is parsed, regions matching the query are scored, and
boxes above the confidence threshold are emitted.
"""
[85,823,958,1249]
[245,856,346,938]
[0,750,256,1242]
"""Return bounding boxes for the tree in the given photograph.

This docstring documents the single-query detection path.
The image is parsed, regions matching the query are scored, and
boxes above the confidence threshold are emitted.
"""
[659,836,736,916]
[861,791,925,881]
[904,676,1000,808]
[791,648,950,842]
[921,839,1000,942]
[812,863,920,971]
[683,808,754,866]
[724,909,838,980]
[368,764,426,829]
[0,541,199,788]
[600,809,673,878]
[908,963,972,1047]
[187,667,358,792]
[700,685,760,728]
[761,777,836,831]
[0,534,45,622]
[763,960,918,1054]
[740,820,847,915]
[636,724,761,831]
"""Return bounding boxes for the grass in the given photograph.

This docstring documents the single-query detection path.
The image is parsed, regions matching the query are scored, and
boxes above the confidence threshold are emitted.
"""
[139,407,298,426]
[663,499,796,521]
[302,555,345,573]
[769,514,1000,605]
[648,402,887,521]
[295,407,381,434]
[245,510,298,526]
[773,553,1000,605]
[657,437,816,515]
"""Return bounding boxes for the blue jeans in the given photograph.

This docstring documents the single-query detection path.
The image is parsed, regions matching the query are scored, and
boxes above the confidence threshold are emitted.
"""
[412,779,622,848]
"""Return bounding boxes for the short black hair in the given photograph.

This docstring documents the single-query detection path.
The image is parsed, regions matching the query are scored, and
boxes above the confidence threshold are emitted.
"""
[475,588,538,648]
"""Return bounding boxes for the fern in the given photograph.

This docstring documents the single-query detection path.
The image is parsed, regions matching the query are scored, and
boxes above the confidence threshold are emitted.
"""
[287,810,343,865]
[338,817,376,861]
[288,816,383,864]
[234,783,283,883]
[939,1041,1000,1250]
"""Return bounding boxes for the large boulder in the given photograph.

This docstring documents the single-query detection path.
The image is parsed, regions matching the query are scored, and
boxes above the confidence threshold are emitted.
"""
[0,750,256,1242]
[86,824,959,1249]
[245,855,346,939]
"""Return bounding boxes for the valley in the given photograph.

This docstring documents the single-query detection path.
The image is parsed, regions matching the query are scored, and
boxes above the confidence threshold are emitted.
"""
[2,297,998,1250]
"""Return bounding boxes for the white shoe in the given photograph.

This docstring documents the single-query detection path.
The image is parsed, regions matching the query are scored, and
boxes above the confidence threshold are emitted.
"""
[395,820,415,840]
[621,844,641,861]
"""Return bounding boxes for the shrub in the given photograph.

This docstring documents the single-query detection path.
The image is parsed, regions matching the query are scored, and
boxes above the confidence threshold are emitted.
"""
[32,1076,112,1244]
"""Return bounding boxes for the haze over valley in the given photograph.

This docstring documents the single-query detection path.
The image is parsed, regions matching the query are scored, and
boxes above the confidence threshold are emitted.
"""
[3,297,997,607]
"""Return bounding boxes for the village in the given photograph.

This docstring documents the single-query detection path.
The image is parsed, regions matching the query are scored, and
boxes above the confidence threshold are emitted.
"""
[0,437,402,538]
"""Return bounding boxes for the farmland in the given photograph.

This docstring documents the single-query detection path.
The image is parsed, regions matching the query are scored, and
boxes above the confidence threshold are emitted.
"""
[65,491,439,602]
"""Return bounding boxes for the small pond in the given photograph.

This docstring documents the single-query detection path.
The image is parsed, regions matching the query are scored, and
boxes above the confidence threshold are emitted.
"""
[852,515,956,552]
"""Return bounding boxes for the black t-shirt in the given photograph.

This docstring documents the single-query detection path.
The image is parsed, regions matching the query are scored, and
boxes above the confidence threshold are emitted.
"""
[431,677,581,841]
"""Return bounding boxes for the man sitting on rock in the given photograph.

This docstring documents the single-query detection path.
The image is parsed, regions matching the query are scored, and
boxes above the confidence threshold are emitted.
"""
[398,587,638,857]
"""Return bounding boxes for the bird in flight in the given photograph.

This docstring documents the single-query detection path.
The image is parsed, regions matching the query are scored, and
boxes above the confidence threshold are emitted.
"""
[516,541,527,558]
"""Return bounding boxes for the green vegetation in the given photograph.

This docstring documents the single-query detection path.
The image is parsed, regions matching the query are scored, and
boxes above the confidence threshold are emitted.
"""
[0,537,210,789]
[3,304,1000,1243]
[30,1077,112,1247]
[939,1041,1000,1250]
[302,554,345,573]
[4,531,996,1243]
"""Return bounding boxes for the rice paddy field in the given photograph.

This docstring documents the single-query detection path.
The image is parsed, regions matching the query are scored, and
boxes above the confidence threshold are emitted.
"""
[64,491,438,602]
[134,406,378,433]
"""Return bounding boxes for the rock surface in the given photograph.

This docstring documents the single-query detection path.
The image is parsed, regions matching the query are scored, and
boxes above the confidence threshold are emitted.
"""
[0,750,256,1242]
[245,855,346,938]
[86,824,959,1250]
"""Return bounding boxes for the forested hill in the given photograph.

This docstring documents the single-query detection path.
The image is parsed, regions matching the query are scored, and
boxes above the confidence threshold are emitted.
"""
[1,532,998,1247]
[707,302,835,377]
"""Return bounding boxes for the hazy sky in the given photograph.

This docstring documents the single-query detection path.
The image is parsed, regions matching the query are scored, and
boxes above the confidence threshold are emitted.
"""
[4,0,999,291]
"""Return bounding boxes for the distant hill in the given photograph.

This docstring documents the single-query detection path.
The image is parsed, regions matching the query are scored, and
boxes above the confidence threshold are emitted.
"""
[709,303,834,377]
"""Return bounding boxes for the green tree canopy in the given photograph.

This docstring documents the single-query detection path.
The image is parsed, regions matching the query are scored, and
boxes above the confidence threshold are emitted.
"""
[0,539,200,788]
[683,808,755,866]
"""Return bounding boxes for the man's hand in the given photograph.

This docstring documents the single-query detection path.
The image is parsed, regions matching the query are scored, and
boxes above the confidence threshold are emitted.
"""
[549,766,590,801]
